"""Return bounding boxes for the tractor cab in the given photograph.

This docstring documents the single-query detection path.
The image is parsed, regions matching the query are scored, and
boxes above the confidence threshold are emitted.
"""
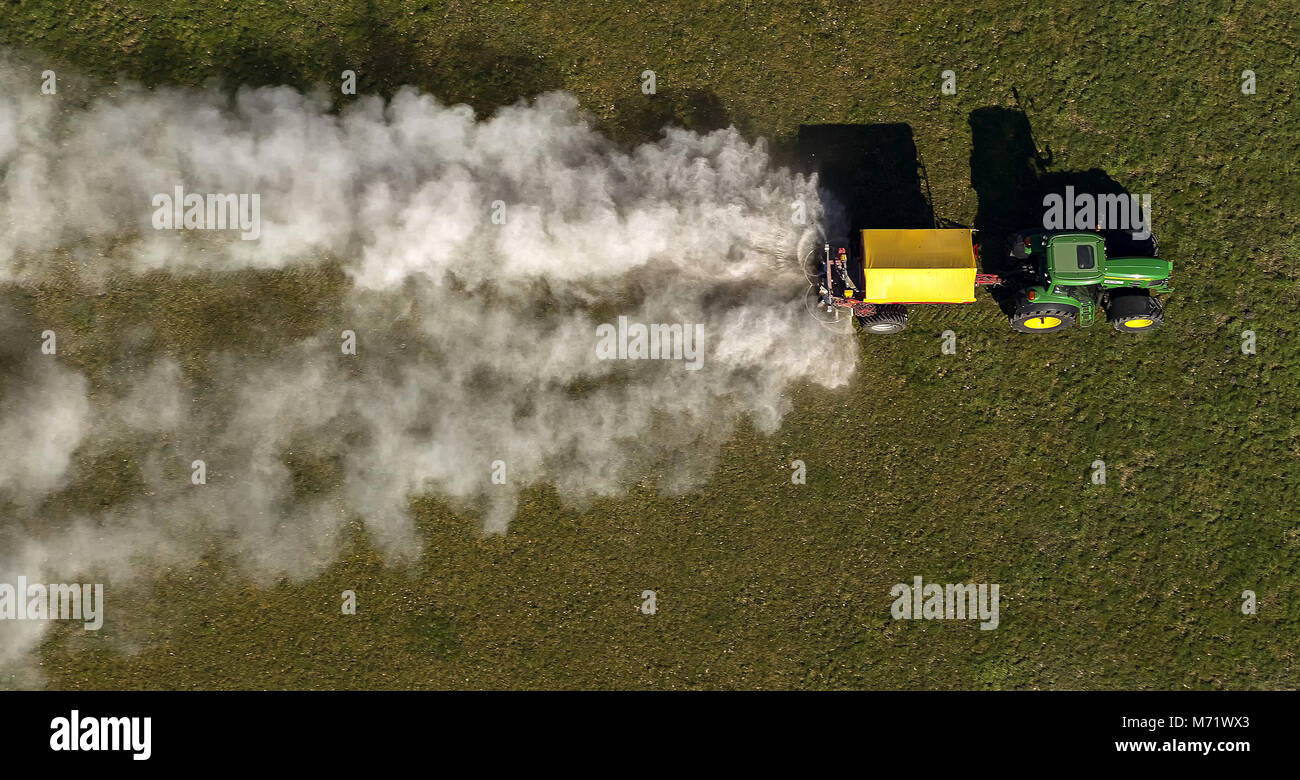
[1044,233,1105,286]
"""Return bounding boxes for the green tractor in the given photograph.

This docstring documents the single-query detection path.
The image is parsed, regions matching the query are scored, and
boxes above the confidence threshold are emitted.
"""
[1006,230,1172,333]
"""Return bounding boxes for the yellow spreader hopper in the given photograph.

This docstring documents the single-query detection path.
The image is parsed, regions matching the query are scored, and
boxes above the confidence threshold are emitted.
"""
[858,229,977,304]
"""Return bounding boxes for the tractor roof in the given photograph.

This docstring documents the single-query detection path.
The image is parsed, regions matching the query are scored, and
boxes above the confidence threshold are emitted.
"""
[1046,233,1106,284]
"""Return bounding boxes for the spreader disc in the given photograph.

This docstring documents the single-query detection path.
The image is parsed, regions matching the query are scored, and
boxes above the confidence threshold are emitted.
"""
[804,283,856,334]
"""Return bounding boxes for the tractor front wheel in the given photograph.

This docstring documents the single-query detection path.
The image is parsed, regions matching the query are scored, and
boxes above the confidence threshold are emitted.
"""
[1010,301,1077,333]
[1107,291,1164,333]
[858,304,909,334]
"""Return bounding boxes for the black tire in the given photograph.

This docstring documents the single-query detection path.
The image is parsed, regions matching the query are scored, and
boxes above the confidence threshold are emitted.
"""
[1009,299,1078,333]
[1107,290,1163,332]
[857,304,908,335]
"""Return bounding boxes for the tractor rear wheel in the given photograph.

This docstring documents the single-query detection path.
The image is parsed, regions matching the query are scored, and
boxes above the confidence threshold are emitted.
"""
[857,304,908,334]
[1107,290,1163,332]
[1010,300,1077,333]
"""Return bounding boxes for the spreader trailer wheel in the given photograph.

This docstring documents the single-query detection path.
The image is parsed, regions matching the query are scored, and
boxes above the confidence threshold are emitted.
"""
[857,304,909,334]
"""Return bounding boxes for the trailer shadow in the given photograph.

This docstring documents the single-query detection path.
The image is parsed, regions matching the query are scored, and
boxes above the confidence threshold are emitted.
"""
[969,105,1153,314]
[795,123,937,244]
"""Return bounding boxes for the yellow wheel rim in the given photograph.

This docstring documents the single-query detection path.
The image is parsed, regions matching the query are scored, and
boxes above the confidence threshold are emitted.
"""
[1123,318,1154,328]
[1023,316,1062,329]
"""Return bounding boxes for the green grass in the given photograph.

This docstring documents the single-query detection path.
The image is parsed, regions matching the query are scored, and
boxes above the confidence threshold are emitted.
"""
[2,0,1297,689]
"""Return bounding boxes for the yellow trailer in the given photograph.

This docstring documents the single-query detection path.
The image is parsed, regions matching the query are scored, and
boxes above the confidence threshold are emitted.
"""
[817,228,998,334]
[857,229,977,304]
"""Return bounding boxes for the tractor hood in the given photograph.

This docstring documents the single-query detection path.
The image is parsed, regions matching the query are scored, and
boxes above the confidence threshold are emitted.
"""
[1103,256,1172,282]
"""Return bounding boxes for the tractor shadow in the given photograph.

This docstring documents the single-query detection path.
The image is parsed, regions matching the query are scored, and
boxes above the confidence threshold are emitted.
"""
[795,123,937,244]
[969,104,1154,314]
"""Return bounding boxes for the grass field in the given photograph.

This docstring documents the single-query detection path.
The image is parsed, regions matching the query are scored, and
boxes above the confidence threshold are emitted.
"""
[1,0,1297,689]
